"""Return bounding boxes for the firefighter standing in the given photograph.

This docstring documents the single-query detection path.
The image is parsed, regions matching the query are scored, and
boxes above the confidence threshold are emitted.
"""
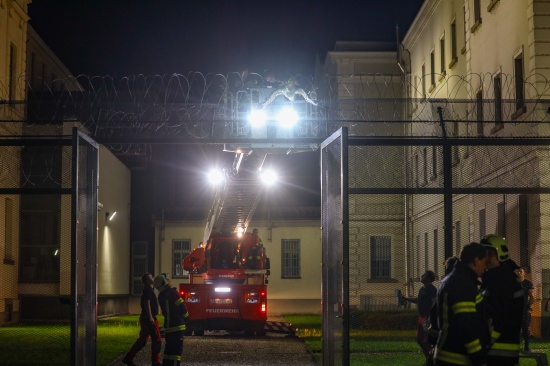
[154,274,190,366]
[433,242,490,366]
[480,234,524,366]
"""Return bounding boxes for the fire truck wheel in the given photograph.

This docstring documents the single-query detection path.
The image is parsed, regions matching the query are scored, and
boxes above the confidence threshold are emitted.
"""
[255,329,266,336]
[244,329,255,336]
[194,329,205,336]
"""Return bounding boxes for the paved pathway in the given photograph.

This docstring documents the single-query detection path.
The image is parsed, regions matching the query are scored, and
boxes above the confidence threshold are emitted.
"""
[108,317,319,366]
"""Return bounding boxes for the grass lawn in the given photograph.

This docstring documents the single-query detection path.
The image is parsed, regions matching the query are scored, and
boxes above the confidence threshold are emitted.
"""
[0,313,548,365]
[0,315,146,365]
[284,313,550,366]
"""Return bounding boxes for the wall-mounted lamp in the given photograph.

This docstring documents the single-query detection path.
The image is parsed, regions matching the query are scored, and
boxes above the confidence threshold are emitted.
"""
[105,211,117,222]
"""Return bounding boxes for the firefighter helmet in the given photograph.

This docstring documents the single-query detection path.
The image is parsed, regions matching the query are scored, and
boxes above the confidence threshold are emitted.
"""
[480,234,509,262]
[153,273,171,291]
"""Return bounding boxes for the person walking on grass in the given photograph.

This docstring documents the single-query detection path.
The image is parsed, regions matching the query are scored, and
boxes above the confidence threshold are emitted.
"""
[402,270,438,364]
[123,272,162,366]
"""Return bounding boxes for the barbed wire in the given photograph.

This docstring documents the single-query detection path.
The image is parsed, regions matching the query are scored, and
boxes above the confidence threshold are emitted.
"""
[2,71,550,187]
[2,72,550,138]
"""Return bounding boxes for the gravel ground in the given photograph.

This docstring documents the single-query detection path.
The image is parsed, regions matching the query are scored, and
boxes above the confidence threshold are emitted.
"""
[108,317,319,366]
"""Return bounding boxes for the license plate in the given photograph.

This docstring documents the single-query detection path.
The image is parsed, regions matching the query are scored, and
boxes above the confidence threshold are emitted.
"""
[212,298,232,304]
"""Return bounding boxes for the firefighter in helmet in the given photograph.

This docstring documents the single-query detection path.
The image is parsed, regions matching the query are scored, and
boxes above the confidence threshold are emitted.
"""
[154,274,190,366]
[480,234,524,366]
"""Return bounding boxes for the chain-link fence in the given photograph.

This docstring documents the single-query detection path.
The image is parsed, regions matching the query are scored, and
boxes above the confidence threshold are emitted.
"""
[321,119,550,365]
[0,128,98,365]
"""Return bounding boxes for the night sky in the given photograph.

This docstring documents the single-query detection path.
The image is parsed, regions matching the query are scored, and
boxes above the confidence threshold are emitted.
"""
[28,0,424,77]
[26,0,424,215]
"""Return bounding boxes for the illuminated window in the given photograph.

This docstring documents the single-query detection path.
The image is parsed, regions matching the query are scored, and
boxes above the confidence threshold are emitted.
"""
[371,235,391,279]
[281,239,300,278]
[173,239,191,278]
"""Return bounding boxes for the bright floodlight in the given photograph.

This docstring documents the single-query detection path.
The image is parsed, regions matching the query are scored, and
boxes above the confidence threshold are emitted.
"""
[260,169,278,186]
[207,169,225,185]
[276,107,299,128]
[248,109,267,127]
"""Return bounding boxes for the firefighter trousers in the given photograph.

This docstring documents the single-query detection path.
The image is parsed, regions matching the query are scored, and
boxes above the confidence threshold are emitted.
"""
[162,330,184,366]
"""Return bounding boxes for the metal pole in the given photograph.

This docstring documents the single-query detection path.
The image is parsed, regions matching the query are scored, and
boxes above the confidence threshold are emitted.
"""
[70,127,79,365]
[437,108,453,259]
[341,127,350,366]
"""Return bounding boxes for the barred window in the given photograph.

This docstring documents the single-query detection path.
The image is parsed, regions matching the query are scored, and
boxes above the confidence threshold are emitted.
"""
[173,239,191,278]
[514,50,525,111]
[281,239,300,278]
[451,20,457,61]
[19,207,60,282]
[131,241,148,295]
[370,235,391,279]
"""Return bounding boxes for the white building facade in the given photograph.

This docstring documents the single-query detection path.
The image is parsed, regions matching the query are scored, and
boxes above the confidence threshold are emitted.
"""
[402,0,550,337]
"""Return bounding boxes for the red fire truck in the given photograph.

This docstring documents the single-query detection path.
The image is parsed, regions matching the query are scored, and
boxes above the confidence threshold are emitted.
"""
[178,151,271,336]
[180,231,269,336]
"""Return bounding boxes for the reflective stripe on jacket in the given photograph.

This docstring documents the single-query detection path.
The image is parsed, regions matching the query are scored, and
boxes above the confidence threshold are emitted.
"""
[158,287,189,333]
[434,261,490,366]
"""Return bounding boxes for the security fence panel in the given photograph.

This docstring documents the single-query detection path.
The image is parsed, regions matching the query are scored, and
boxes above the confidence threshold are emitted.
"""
[73,129,99,366]
[321,128,348,366]
[0,130,97,366]
[324,128,550,365]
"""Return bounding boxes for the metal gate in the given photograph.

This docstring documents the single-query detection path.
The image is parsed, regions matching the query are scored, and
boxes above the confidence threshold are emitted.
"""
[321,106,550,365]
[0,127,98,365]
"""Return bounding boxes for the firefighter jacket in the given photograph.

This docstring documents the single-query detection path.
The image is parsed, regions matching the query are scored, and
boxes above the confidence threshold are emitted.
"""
[433,261,490,366]
[481,260,523,359]
[158,286,190,333]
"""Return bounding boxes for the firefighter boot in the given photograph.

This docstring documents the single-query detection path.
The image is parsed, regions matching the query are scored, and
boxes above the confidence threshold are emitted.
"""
[162,360,180,366]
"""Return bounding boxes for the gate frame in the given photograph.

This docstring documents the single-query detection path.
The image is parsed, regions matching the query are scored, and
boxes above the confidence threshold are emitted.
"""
[0,127,98,366]
[321,126,550,366]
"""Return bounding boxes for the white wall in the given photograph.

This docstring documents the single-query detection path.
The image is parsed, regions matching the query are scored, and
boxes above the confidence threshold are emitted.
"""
[153,219,322,315]
[97,145,131,295]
